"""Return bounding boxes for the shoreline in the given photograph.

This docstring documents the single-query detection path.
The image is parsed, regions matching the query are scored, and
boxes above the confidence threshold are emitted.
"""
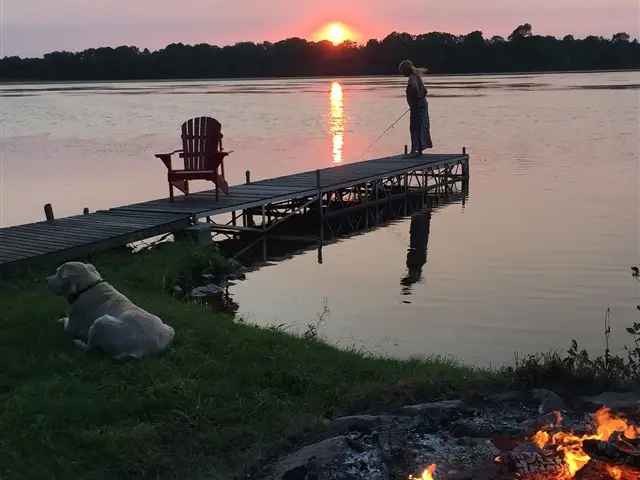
[1,68,639,86]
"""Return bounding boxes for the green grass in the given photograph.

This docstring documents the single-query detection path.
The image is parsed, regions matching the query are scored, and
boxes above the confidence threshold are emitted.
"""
[0,243,502,480]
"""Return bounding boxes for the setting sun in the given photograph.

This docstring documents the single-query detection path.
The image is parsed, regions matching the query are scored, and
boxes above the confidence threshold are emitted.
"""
[314,22,357,45]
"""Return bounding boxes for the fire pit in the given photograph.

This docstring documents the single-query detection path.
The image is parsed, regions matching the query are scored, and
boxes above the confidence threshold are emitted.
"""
[405,401,640,480]
[265,390,640,480]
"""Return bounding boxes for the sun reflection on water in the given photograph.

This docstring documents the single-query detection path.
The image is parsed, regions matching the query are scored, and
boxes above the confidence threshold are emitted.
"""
[329,81,344,164]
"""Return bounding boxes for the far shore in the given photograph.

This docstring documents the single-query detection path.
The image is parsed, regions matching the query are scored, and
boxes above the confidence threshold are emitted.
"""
[1,67,639,86]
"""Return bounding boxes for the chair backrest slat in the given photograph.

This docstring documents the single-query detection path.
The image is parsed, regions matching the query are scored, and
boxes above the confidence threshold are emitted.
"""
[180,116,223,171]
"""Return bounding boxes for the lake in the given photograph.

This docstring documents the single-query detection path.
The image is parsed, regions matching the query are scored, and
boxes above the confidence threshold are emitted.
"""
[1,71,638,366]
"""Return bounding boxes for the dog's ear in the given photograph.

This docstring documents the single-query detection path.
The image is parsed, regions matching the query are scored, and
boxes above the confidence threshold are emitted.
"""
[85,263,101,278]
[56,265,77,296]
[58,264,69,279]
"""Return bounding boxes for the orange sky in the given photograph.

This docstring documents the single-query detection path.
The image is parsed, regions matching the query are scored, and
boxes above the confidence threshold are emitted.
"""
[3,0,639,57]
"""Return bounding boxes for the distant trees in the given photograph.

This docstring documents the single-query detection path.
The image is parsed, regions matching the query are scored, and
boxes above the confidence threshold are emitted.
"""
[508,23,533,41]
[1,25,638,81]
[613,32,631,43]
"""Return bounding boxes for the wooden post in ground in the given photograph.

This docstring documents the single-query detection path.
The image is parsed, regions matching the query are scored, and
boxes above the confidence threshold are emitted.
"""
[404,145,408,156]
[245,170,251,184]
[44,204,55,223]
[83,208,89,215]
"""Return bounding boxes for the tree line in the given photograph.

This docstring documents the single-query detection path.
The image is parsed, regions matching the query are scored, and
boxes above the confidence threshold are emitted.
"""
[1,24,638,81]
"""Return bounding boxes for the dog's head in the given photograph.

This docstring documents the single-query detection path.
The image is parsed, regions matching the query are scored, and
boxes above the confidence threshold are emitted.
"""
[47,262,102,299]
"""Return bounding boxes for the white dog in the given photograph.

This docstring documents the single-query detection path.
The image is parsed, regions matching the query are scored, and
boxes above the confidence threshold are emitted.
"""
[47,262,175,359]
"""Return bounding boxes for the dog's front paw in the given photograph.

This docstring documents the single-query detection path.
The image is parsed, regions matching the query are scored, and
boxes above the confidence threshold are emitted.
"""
[72,339,90,352]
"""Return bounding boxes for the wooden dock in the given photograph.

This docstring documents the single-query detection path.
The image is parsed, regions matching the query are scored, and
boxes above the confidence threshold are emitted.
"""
[0,153,469,272]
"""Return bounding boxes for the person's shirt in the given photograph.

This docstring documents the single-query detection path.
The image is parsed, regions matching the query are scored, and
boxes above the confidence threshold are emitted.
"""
[406,73,427,108]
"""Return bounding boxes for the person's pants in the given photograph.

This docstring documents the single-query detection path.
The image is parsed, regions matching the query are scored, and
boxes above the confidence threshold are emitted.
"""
[410,99,433,153]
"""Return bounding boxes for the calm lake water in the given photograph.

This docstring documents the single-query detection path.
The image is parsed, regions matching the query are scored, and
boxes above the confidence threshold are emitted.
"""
[1,72,638,366]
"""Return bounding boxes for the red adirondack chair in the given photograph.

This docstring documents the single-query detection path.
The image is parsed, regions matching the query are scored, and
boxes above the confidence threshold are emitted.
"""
[155,116,230,201]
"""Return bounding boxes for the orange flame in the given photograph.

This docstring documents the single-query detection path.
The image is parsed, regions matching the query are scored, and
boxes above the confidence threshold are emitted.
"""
[409,463,436,480]
[607,465,623,480]
[594,407,638,440]
[532,407,640,478]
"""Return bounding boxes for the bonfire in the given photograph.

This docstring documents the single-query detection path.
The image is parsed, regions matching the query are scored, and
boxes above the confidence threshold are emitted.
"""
[526,407,640,479]
[408,407,640,480]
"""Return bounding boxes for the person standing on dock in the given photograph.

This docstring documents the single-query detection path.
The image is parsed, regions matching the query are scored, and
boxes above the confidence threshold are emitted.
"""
[399,60,433,156]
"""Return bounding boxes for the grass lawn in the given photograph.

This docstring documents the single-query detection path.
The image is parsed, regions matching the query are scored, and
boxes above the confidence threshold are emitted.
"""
[0,243,503,479]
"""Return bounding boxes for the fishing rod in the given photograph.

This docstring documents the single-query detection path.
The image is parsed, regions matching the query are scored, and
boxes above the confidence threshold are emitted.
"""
[357,108,411,160]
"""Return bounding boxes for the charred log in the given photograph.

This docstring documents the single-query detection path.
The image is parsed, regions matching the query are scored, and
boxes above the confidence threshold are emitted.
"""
[500,444,569,480]
[583,432,640,467]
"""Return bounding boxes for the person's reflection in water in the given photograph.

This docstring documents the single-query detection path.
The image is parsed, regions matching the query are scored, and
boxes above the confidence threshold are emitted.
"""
[401,210,432,295]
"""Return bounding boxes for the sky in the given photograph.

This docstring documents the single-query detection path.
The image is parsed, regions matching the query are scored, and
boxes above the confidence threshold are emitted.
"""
[1,0,639,57]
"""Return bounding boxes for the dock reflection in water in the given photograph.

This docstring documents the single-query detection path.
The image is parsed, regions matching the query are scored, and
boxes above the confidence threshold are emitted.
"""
[222,190,465,281]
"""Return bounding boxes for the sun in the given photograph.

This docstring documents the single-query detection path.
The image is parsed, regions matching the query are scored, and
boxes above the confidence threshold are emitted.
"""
[315,22,356,45]
[326,23,348,45]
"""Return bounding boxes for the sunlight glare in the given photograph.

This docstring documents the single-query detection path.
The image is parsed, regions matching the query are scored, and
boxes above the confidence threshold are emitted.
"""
[329,81,344,164]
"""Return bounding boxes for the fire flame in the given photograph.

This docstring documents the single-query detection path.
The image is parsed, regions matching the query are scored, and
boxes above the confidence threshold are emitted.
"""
[607,465,623,480]
[532,407,639,477]
[409,463,436,480]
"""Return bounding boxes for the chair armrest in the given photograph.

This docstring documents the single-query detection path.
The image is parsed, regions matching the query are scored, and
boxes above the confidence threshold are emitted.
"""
[155,150,183,158]
[155,150,183,170]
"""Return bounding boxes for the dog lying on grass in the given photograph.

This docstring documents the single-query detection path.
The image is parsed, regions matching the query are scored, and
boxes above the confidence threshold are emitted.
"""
[47,262,175,359]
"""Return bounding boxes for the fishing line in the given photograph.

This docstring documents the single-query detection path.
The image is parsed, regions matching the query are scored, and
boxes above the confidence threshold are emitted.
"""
[356,108,410,161]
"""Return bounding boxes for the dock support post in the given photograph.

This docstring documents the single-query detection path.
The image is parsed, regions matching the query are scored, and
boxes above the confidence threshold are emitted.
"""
[460,147,470,205]
[316,169,324,264]
[404,172,409,216]
[461,147,469,180]
[374,179,380,225]
[231,211,237,226]
[363,182,370,229]
[83,207,89,215]
[241,171,251,228]
[404,145,408,156]
[44,203,55,224]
